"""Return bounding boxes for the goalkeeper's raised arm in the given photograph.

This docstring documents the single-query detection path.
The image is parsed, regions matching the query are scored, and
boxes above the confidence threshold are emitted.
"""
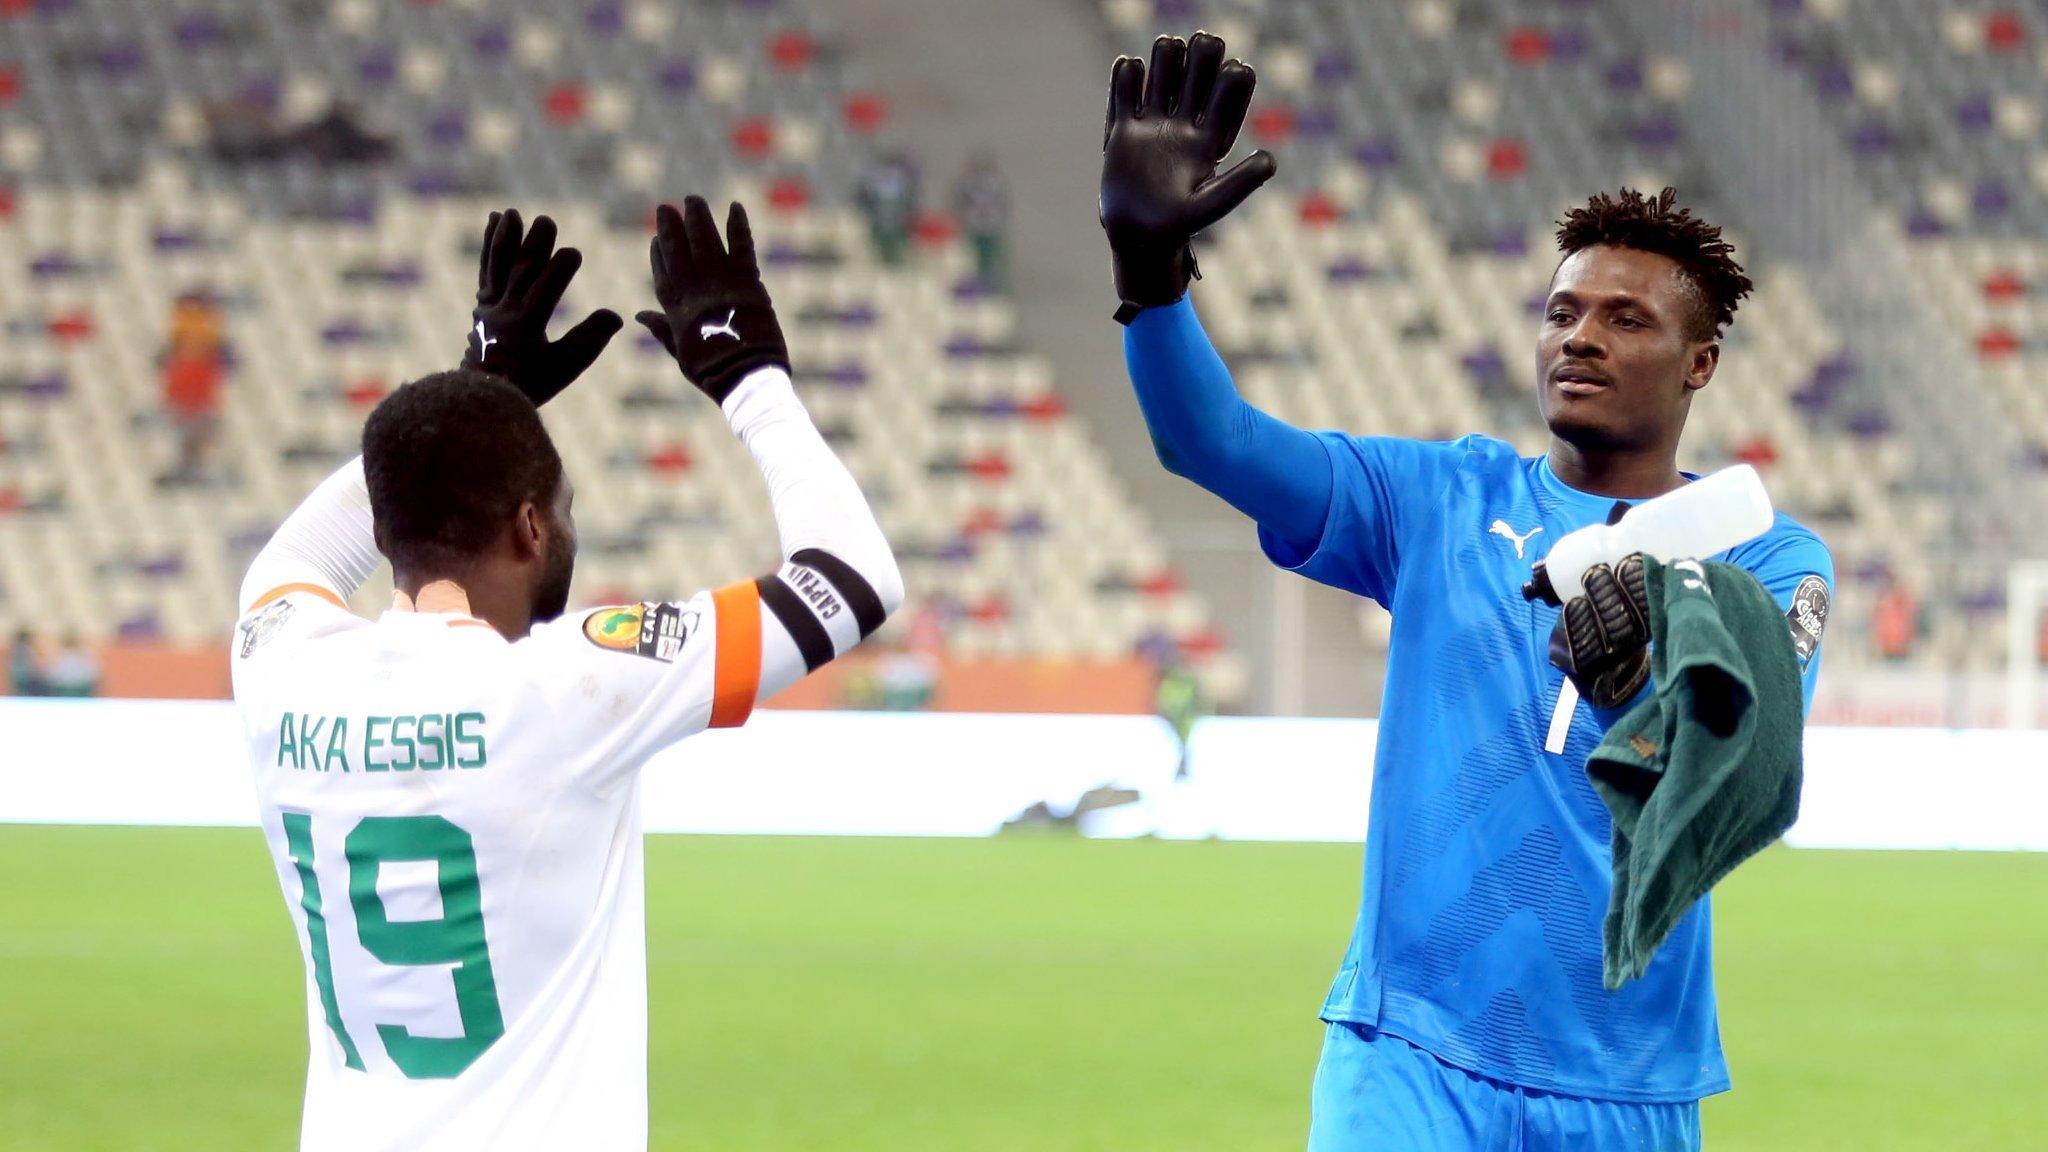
[1100,31,1333,558]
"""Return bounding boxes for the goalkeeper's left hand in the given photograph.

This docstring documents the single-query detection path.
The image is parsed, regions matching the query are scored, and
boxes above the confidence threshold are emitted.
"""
[1539,553,1652,710]
[1099,30,1275,324]
[463,208,624,406]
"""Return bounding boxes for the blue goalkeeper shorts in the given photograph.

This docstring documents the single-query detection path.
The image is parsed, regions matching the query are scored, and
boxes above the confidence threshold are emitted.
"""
[1307,1022,1702,1152]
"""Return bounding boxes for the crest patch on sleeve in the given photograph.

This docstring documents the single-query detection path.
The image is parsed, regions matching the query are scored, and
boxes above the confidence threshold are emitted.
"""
[582,602,695,663]
[237,599,296,659]
[1786,574,1830,670]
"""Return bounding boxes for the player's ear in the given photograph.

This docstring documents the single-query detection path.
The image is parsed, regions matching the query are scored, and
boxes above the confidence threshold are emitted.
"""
[1684,340,1718,393]
[512,500,545,560]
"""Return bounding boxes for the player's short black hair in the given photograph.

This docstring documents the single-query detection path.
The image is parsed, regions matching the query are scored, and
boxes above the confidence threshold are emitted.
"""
[1555,187,1753,341]
[362,370,563,577]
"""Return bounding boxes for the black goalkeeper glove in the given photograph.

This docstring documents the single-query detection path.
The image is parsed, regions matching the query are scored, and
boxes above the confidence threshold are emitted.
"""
[1529,553,1653,710]
[634,196,789,405]
[1099,30,1276,325]
[463,208,623,406]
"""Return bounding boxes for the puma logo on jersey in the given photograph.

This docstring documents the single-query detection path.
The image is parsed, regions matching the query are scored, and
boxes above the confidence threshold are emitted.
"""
[1488,520,1543,558]
[473,320,498,359]
[700,309,740,341]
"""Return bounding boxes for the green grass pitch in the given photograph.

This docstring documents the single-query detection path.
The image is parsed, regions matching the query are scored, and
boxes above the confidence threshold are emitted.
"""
[2,827,2044,1149]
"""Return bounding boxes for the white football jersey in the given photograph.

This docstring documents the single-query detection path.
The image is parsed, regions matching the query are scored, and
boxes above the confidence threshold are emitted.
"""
[232,580,767,1152]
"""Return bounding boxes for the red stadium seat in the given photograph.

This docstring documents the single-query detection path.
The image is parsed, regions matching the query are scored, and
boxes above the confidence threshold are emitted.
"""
[843,92,889,134]
[1985,11,2026,53]
[768,30,816,72]
[47,310,93,343]
[1982,269,2027,301]
[1504,27,1552,65]
[912,212,957,246]
[1976,327,2022,359]
[730,116,775,159]
[543,82,587,126]
[342,380,387,410]
[647,444,692,476]
[1251,103,1296,145]
[1485,138,1529,180]
[1298,191,1341,227]
[767,177,811,212]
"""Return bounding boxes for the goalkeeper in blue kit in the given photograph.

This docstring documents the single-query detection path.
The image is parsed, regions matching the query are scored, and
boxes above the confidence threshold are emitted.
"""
[1101,32,1835,1151]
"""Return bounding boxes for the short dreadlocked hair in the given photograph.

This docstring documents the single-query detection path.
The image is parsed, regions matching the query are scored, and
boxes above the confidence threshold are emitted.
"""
[1555,187,1753,342]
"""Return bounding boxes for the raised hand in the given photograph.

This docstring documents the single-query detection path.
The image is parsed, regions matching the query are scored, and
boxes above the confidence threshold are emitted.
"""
[463,209,623,406]
[635,196,790,404]
[1099,30,1276,324]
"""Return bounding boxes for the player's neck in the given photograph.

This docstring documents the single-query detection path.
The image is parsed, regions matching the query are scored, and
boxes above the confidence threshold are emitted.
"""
[1545,439,1687,501]
[393,576,530,639]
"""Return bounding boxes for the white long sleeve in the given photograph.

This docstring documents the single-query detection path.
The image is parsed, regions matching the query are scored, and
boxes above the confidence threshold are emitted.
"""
[722,367,904,609]
[237,457,383,615]
[719,367,903,697]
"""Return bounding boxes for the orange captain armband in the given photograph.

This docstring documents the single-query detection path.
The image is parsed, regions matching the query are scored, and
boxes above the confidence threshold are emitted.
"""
[708,581,762,728]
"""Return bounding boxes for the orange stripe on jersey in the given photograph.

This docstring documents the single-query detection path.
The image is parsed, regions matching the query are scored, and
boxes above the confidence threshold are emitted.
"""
[709,581,762,728]
[250,582,348,612]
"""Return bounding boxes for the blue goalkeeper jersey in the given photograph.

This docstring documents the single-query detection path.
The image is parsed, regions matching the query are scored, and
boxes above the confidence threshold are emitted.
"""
[1262,432,1833,1103]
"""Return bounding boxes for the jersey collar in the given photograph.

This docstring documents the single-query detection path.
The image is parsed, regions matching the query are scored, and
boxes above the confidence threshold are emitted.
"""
[1535,454,1700,518]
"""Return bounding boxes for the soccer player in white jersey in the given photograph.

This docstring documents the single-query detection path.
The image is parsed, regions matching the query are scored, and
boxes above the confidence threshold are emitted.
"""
[231,197,902,1151]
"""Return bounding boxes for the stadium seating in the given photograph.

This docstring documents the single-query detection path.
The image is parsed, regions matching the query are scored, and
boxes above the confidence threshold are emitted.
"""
[0,0,1241,699]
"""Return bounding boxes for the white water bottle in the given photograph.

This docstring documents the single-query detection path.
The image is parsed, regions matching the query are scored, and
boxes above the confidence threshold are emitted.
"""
[1522,464,1776,602]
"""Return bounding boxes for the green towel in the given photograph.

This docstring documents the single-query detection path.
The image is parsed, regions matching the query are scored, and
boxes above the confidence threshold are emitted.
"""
[1588,558,1805,990]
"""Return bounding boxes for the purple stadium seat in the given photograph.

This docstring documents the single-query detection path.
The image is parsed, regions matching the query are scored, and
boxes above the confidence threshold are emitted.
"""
[427,111,469,147]
[29,252,81,279]
[472,27,512,61]
[1812,64,1853,101]
[173,14,224,48]
[1845,408,1894,439]
[1972,179,2011,218]
[358,48,398,86]
[1326,256,1379,284]
[1847,120,1896,155]
[1605,59,1644,94]
[1314,51,1356,85]
[96,42,146,77]
[658,59,696,96]
[1956,95,1994,133]
[586,2,625,36]
[1353,137,1401,172]
[1296,106,1341,141]
[1903,206,1946,238]
[1634,114,1681,149]
[1548,29,1590,63]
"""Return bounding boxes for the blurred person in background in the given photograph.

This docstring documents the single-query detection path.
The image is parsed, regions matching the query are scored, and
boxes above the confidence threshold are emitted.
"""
[952,152,1011,291]
[1872,575,1920,662]
[42,632,100,698]
[857,149,920,265]
[160,290,229,487]
[7,628,44,696]
[1154,652,1206,779]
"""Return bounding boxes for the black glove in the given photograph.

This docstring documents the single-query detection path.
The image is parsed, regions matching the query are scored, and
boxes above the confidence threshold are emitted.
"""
[1099,30,1276,324]
[635,196,789,404]
[463,209,623,406]
[1536,553,1653,710]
